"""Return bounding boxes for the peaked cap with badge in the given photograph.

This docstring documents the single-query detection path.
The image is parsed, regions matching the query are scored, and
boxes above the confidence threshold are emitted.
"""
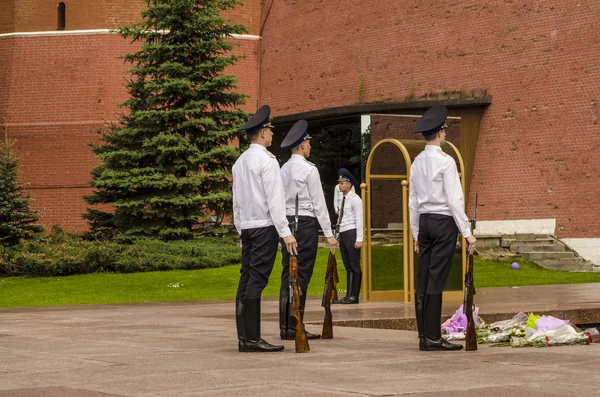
[337,168,358,186]
[238,105,274,134]
[413,106,449,137]
[280,119,311,149]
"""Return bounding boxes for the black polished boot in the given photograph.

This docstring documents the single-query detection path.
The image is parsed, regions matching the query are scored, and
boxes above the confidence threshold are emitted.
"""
[236,298,244,352]
[423,294,463,351]
[340,271,361,304]
[280,293,321,340]
[300,293,321,339]
[240,297,284,352]
[279,292,295,340]
[333,270,351,304]
[338,272,354,304]
[414,293,426,351]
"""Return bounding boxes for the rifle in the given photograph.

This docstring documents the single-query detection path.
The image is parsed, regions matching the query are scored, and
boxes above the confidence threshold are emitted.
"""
[334,195,345,240]
[290,194,309,353]
[464,191,478,351]
[321,252,339,339]
[322,194,344,335]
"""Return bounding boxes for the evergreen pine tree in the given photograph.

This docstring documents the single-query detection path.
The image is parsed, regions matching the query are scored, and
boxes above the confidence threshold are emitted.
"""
[0,126,43,246]
[84,0,248,240]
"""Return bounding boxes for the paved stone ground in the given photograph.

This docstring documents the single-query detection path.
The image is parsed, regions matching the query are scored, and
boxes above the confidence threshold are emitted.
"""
[1,286,599,396]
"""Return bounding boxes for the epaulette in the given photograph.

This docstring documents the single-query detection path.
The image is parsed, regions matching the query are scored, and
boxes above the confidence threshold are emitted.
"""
[264,149,276,158]
[304,158,315,166]
[438,149,449,157]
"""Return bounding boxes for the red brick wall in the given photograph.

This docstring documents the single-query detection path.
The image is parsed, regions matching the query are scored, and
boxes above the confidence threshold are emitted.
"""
[225,0,265,35]
[259,0,600,238]
[0,1,16,34]
[1,1,263,232]
[0,0,141,32]
[0,0,263,34]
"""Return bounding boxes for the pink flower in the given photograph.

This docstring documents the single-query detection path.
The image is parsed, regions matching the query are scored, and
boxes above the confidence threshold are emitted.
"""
[441,304,480,334]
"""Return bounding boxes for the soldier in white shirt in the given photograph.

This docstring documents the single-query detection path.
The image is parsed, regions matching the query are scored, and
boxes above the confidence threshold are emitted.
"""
[333,172,355,214]
[233,105,298,353]
[278,120,338,340]
[334,168,363,304]
[409,106,477,351]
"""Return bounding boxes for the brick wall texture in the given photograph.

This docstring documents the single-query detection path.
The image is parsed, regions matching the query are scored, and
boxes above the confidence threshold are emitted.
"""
[0,0,262,232]
[259,0,600,238]
[1,0,599,238]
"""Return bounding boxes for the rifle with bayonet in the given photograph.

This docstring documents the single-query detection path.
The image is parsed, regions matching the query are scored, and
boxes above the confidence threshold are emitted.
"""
[321,195,344,338]
[290,194,309,352]
[464,191,478,351]
[321,253,339,339]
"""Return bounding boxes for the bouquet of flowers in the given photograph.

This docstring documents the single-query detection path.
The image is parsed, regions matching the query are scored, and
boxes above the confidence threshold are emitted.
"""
[442,308,599,348]
[487,312,599,348]
[441,304,483,341]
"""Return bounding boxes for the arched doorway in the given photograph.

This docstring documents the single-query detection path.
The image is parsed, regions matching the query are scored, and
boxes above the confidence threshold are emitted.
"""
[361,138,468,303]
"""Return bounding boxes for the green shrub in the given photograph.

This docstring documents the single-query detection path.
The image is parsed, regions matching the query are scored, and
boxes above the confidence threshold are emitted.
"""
[0,229,241,277]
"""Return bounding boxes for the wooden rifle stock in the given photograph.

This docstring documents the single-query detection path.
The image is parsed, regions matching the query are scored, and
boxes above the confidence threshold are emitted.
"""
[290,255,309,352]
[289,193,309,352]
[464,254,477,351]
[321,253,339,339]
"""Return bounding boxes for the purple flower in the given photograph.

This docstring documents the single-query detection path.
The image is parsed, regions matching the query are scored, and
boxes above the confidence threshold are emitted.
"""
[441,305,480,334]
[535,315,569,332]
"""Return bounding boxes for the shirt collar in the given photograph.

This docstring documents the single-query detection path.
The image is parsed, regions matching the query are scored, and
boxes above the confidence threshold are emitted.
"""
[291,154,305,161]
[249,143,266,151]
[424,144,441,151]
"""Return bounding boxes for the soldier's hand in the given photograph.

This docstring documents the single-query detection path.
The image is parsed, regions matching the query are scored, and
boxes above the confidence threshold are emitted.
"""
[239,240,242,248]
[466,235,477,255]
[327,236,337,254]
[283,235,298,256]
[414,240,420,254]
[354,242,363,249]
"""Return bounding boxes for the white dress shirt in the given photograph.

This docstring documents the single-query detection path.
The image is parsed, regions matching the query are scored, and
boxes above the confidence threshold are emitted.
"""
[333,184,355,212]
[408,144,471,242]
[338,191,363,243]
[280,154,333,238]
[232,144,291,238]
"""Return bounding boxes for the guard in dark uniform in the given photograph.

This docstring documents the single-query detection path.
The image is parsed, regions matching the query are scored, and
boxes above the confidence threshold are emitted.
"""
[233,105,298,353]
[278,120,338,340]
[334,169,363,304]
[409,106,477,351]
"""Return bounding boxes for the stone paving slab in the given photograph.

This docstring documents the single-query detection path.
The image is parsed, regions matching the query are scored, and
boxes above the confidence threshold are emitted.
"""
[0,388,125,397]
[1,284,600,396]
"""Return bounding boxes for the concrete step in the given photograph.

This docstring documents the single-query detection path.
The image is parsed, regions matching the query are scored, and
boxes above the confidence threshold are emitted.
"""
[536,259,594,272]
[371,234,403,240]
[501,236,554,248]
[511,243,565,253]
[473,235,502,249]
[521,251,575,261]
[501,233,552,241]
[509,238,555,245]
[371,239,401,245]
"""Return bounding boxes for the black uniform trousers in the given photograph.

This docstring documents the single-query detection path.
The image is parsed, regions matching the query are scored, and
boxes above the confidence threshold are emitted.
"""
[416,213,459,295]
[339,229,361,273]
[280,216,319,294]
[236,225,280,299]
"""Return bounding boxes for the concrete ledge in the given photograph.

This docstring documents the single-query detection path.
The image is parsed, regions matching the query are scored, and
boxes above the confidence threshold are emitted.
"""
[327,308,600,331]
[562,238,600,266]
[474,235,502,249]
[475,219,556,235]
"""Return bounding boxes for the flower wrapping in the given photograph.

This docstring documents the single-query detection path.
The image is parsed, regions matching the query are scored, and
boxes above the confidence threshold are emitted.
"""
[441,304,480,334]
